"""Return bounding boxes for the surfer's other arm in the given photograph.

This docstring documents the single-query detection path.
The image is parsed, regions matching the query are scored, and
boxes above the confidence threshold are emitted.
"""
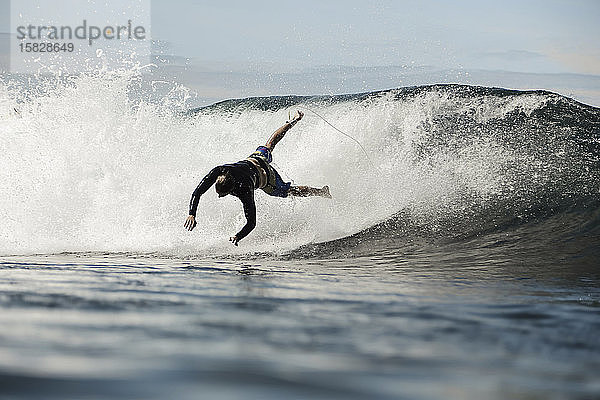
[185,167,222,231]
[230,191,256,246]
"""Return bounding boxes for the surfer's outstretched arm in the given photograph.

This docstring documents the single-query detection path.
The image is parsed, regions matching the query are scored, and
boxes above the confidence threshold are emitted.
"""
[185,166,223,231]
[265,110,304,151]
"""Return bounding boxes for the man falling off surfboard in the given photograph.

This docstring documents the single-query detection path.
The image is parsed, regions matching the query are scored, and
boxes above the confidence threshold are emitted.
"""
[185,111,331,245]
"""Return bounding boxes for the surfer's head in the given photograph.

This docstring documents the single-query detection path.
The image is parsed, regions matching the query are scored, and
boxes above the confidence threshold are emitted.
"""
[215,173,235,197]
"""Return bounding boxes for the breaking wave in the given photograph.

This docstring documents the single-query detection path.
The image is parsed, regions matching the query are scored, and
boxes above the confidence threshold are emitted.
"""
[1,71,599,257]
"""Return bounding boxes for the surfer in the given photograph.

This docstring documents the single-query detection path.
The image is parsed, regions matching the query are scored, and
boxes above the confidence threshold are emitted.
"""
[184,111,331,245]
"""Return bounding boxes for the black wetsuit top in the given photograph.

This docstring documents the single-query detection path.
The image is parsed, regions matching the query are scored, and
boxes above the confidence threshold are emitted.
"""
[188,160,260,240]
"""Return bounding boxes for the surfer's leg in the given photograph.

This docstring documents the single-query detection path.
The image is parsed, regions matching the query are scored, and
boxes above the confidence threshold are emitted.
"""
[265,122,293,151]
[265,111,304,151]
[289,185,332,198]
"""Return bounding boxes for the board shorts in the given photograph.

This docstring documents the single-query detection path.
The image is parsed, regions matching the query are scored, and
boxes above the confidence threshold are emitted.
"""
[246,146,291,198]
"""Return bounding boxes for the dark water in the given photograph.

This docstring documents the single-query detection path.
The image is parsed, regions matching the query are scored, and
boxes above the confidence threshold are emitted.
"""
[1,214,599,400]
[2,84,600,399]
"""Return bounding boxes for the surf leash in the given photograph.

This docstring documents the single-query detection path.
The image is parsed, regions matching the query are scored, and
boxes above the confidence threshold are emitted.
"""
[293,105,377,168]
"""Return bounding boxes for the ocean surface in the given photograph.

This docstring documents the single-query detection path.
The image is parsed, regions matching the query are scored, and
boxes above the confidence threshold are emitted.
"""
[1,73,599,399]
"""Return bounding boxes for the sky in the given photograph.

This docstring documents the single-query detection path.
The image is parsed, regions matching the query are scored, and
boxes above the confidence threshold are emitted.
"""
[150,0,600,74]
[1,0,600,105]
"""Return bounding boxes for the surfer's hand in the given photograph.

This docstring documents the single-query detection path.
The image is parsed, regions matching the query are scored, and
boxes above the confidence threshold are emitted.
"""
[184,215,197,231]
[294,110,304,122]
[229,235,240,246]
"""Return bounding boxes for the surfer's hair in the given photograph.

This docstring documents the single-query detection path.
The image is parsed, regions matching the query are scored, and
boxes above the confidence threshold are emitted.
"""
[215,173,235,196]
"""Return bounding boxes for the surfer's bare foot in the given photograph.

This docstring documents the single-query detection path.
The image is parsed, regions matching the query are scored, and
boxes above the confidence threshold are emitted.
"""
[321,185,332,198]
